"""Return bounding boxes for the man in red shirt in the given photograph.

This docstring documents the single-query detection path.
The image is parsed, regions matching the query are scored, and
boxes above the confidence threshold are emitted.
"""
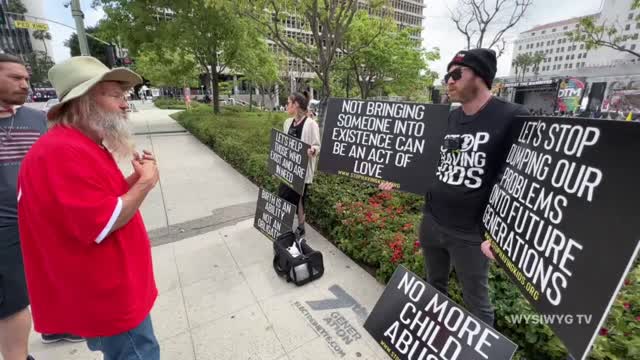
[17,56,160,359]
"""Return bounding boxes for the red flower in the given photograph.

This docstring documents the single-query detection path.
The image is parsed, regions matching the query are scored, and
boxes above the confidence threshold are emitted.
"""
[625,279,632,286]
[414,241,420,250]
[636,316,640,322]
[391,245,404,263]
[402,223,413,231]
[599,328,608,336]
[623,303,631,310]
[379,191,392,201]
[335,202,344,214]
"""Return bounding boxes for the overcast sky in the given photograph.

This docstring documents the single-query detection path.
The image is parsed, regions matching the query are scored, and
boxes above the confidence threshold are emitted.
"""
[47,0,605,79]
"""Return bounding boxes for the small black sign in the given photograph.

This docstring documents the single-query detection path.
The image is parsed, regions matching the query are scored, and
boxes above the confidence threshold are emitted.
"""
[482,116,640,360]
[268,128,310,195]
[318,98,450,195]
[254,188,297,241]
[365,266,518,360]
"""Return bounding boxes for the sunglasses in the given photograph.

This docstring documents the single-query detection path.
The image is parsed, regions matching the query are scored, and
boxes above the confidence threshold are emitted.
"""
[444,67,466,83]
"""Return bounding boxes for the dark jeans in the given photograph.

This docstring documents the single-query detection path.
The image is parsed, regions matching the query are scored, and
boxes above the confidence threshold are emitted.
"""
[86,315,160,360]
[0,225,30,319]
[419,213,494,326]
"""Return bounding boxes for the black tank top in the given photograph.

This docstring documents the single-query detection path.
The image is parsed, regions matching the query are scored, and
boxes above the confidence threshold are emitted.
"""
[288,117,307,139]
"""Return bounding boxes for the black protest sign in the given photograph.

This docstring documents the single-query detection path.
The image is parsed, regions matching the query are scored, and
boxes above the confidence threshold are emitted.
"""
[254,188,297,241]
[268,128,310,194]
[482,116,640,360]
[318,98,450,195]
[365,266,517,360]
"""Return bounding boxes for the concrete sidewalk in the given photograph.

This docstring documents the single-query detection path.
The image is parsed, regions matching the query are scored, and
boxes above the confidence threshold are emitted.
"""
[27,102,387,360]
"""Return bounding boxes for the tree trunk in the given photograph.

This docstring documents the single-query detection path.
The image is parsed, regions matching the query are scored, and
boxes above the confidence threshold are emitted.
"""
[346,73,350,98]
[249,81,253,112]
[321,70,331,101]
[359,80,368,100]
[210,65,220,114]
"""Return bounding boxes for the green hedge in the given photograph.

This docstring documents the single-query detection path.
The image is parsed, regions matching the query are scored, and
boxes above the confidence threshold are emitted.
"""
[173,106,640,360]
[153,97,208,110]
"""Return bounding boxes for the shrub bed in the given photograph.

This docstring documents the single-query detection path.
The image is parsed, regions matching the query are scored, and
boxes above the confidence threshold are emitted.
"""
[173,107,640,360]
[153,97,209,110]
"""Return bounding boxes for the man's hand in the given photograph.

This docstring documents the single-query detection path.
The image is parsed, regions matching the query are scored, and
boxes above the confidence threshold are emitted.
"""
[378,182,394,191]
[131,156,159,189]
[481,240,495,260]
[113,152,159,235]
[133,150,156,164]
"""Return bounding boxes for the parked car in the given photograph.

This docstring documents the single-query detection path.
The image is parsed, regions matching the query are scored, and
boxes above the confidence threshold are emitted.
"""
[42,98,59,115]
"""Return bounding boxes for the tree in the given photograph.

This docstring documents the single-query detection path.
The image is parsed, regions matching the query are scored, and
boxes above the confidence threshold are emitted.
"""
[450,0,532,57]
[32,30,52,58]
[7,0,27,14]
[97,0,266,114]
[569,1,640,59]
[512,53,531,81]
[512,53,544,81]
[530,52,545,75]
[243,0,384,101]
[133,48,200,88]
[65,25,111,65]
[236,42,281,110]
[24,50,54,87]
[340,11,438,99]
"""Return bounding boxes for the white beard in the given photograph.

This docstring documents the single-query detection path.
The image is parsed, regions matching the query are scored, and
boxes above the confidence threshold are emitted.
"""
[88,105,134,159]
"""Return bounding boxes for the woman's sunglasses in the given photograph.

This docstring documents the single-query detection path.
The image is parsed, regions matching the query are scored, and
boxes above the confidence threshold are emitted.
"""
[444,67,465,83]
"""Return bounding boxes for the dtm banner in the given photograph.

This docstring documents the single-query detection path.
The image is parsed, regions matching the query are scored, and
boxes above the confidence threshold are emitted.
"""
[268,128,310,195]
[318,98,449,195]
[365,266,518,360]
[254,188,296,241]
[482,116,640,360]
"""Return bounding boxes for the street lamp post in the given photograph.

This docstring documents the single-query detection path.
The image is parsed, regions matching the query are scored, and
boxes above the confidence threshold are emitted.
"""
[70,0,90,56]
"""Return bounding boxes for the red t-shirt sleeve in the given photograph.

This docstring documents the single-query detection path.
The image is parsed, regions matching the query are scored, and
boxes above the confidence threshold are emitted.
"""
[46,146,120,244]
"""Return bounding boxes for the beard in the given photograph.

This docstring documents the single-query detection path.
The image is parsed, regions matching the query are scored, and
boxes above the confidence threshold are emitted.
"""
[448,82,480,104]
[86,103,134,159]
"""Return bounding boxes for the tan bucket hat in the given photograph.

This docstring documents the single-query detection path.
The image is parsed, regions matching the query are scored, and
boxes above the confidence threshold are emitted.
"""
[47,56,142,120]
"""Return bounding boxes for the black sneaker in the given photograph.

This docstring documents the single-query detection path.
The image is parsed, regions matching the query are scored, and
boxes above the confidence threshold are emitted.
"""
[41,333,85,344]
[27,356,35,360]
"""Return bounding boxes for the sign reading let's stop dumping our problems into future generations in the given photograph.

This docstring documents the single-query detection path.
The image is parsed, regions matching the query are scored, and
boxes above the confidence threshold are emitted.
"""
[482,116,640,360]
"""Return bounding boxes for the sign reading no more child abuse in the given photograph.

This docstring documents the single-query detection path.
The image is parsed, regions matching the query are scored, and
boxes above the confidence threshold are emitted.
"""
[268,128,310,195]
[319,98,450,195]
[482,116,640,360]
[254,188,297,241]
[365,266,517,360]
